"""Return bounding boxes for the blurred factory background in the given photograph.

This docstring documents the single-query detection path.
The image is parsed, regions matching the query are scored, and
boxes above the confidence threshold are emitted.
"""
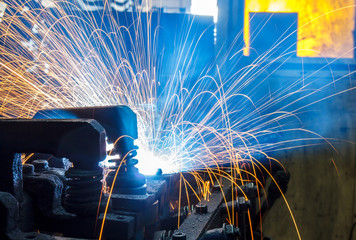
[0,0,356,239]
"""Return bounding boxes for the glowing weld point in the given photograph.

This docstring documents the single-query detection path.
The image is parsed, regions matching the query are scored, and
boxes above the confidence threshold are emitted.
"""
[136,148,170,176]
[135,142,183,175]
[102,141,179,175]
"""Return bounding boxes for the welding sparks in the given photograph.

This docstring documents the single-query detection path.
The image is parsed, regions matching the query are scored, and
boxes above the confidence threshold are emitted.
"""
[0,0,355,239]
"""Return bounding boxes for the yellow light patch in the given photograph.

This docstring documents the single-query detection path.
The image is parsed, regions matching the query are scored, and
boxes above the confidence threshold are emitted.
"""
[244,0,355,58]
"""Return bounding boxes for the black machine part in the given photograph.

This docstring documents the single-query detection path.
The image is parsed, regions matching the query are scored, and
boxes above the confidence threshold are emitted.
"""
[0,119,106,203]
[34,105,138,156]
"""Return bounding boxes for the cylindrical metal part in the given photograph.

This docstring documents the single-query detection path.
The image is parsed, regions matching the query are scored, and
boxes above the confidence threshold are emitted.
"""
[172,231,186,240]
[196,203,208,214]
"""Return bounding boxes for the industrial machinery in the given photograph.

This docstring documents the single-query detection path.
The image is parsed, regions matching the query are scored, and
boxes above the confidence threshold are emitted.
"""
[0,105,289,240]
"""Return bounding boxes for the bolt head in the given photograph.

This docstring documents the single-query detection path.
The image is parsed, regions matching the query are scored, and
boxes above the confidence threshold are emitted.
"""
[172,231,186,240]
[32,159,49,170]
[195,203,208,214]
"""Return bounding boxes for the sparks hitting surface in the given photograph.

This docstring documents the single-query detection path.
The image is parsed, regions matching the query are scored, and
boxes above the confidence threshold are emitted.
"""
[0,1,355,239]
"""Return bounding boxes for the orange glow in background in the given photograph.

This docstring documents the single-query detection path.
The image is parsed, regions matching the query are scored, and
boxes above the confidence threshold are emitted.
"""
[244,0,355,58]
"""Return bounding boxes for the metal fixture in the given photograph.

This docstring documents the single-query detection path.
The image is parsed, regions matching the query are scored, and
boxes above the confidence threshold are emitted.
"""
[0,106,288,240]
[35,105,147,195]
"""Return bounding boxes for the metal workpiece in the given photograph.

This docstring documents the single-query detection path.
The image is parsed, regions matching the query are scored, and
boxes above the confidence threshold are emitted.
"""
[28,106,165,239]
[26,157,71,189]
[223,224,240,239]
[146,179,168,197]
[97,213,136,240]
[155,231,187,240]
[37,164,67,185]
[0,119,107,170]
[34,105,138,155]
[0,191,19,236]
[176,179,231,240]
[21,160,75,224]
[110,179,167,218]
[172,231,187,240]
[34,105,147,197]
[235,183,258,199]
[0,191,76,240]
[153,230,173,240]
[0,118,112,239]
[0,106,286,239]
[24,161,68,206]
[165,172,200,205]
[64,167,104,215]
[109,200,159,239]
[212,184,222,192]
[106,149,147,196]
[0,118,107,216]
[195,203,208,214]
[158,205,191,234]
[220,197,251,215]
[23,164,35,175]
[32,159,50,171]
[104,178,167,240]
[111,190,156,211]
[23,170,73,219]
[29,154,72,170]
[7,231,90,240]
[198,224,240,240]
[0,153,24,202]
[106,158,147,195]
